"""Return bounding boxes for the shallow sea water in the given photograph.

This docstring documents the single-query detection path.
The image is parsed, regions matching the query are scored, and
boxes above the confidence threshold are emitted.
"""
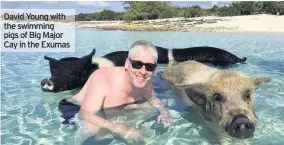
[1,29,284,145]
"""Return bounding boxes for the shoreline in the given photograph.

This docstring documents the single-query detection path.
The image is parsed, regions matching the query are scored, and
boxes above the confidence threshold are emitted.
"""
[74,14,284,33]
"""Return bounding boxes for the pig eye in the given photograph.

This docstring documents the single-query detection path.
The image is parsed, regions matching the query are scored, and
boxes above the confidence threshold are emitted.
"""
[244,90,251,101]
[214,93,224,102]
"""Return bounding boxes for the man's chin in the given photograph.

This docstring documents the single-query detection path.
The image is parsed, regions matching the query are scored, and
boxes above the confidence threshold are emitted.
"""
[133,80,147,88]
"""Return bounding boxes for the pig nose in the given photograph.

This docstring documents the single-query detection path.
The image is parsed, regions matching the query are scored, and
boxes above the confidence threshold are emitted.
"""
[228,114,255,139]
[41,79,54,92]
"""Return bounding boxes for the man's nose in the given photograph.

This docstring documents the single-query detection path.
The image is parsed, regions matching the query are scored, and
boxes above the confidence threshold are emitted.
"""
[139,65,147,74]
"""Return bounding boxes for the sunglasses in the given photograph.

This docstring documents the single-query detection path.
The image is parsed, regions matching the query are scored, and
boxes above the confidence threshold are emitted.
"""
[128,58,157,71]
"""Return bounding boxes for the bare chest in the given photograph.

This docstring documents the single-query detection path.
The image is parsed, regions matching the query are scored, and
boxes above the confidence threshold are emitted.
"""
[103,90,145,109]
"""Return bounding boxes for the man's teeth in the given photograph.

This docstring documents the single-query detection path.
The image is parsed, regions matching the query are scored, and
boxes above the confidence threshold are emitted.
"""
[137,76,144,80]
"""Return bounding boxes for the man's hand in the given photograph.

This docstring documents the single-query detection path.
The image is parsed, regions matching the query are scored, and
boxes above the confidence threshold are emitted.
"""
[144,87,173,128]
[157,111,172,128]
[114,124,145,144]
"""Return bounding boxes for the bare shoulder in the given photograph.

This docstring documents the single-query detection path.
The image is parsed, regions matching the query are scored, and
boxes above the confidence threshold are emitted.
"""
[107,67,126,84]
[90,67,110,77]
[108,67,125,75]
[80,69,109,112]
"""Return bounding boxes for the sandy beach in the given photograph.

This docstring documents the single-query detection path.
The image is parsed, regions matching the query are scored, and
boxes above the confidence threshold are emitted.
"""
[74,14,284,32]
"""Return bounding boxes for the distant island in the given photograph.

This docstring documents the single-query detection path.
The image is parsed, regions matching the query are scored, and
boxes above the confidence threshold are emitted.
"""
[73,1,284,32]
[2,1,283,32]
[71,1,284,32]
[75,1,284,21]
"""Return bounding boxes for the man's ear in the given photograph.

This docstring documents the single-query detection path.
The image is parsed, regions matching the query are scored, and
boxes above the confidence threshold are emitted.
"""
[252,76,272,89]
[124,58,130,70]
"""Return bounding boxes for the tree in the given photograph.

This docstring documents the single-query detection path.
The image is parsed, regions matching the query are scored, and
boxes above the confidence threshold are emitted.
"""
[262,1,281,15]
[232,1,257,15]
[122,1,172,20]
[75,13,87,21]
[97,9,117,20]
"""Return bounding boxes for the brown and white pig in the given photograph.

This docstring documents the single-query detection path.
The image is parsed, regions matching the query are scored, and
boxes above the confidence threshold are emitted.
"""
[159,60,271,144]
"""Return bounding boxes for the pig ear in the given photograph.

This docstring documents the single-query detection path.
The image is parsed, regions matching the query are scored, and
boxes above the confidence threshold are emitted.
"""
[44,56,58,62]
[252,76,272,88]
[176,83,213,93]
[176,83,213,106]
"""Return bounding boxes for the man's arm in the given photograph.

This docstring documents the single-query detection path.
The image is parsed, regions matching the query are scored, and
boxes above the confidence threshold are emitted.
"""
[143,82,172,127]
[80,71,145,142]
[80,71,121,132]
[145,89,169,114]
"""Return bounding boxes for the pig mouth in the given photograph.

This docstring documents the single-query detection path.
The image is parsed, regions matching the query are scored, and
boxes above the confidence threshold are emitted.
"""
[225,114,255,139]
[41,78,54,92]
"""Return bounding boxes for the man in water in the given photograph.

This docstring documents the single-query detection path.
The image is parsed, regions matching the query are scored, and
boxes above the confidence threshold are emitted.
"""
[59,40,172,143]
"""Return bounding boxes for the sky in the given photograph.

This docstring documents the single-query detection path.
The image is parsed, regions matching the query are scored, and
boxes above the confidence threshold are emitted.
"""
[1,1,233,14]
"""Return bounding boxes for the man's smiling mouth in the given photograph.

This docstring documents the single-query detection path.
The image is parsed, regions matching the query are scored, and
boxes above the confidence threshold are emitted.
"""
[136,75,146,80]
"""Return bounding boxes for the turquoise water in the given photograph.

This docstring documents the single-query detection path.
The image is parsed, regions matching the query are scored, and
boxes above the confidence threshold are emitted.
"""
[1,29,284,145]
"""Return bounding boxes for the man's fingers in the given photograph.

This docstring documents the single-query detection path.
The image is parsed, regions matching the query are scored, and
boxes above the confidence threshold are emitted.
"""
[167,119,172,125]
[124,129,132,139]
[157,116,161,124]
[133,133,145,143]
[164,121,169,128]
[161,119,172,128]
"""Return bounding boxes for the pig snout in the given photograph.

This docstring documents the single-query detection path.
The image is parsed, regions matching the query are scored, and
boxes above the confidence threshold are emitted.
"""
[228,114,255,139]
[41,78,54,92]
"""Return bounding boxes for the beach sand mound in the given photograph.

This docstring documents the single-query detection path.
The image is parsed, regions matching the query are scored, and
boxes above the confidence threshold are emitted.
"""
[75,15,284,32]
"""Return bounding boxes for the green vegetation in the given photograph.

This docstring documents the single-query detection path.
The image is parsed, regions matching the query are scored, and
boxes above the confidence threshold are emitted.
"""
[75,1,284,21]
